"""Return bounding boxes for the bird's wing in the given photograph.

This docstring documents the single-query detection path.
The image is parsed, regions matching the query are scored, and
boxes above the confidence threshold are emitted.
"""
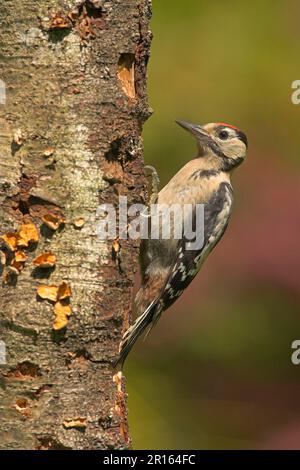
[159,181,233,312]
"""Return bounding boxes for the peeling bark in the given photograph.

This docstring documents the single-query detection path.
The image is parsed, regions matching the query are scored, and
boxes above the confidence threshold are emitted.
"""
[0,0,152,450]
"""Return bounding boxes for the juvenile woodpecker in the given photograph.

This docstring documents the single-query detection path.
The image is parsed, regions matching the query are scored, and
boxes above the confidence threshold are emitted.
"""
[116,120,248,366]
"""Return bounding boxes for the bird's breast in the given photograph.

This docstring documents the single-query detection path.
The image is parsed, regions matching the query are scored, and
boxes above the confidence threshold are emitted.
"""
[158,168,231,206]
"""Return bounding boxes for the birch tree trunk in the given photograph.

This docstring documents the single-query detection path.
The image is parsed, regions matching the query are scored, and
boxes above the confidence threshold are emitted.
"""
[0,0,152,450]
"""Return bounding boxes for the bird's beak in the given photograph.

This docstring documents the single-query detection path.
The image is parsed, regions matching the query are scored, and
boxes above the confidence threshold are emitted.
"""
[175,120,209,144]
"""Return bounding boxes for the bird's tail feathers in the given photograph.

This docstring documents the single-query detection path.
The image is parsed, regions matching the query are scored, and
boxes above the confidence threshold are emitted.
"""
[114,299,160,368]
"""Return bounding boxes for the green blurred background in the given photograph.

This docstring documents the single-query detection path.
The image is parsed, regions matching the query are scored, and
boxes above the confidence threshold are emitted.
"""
[126,0,300,449]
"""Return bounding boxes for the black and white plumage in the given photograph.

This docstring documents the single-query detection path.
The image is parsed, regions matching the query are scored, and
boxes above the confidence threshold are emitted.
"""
[116,121,248,367]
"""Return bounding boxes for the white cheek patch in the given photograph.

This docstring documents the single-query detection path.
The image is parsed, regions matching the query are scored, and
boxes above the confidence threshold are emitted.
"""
[223,139,245,159]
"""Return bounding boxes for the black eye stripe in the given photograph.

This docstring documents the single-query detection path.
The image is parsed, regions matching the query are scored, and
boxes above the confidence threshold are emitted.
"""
[216,126,248,148]
[236,130,248,147]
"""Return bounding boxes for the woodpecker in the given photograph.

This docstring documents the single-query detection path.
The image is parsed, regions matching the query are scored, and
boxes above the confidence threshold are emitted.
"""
[116,120,248,366]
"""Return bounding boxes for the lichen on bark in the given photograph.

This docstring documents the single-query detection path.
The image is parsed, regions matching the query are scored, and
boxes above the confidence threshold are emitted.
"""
[0,0,152,450]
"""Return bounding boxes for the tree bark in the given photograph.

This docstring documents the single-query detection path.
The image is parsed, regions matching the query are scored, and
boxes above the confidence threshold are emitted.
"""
[0,0,152,450]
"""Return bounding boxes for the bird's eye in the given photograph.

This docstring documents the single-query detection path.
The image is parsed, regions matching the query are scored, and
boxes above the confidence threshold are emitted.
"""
[218,130,229,140]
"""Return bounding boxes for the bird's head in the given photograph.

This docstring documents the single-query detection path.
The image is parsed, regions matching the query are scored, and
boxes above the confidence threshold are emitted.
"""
[176,120,248,171]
